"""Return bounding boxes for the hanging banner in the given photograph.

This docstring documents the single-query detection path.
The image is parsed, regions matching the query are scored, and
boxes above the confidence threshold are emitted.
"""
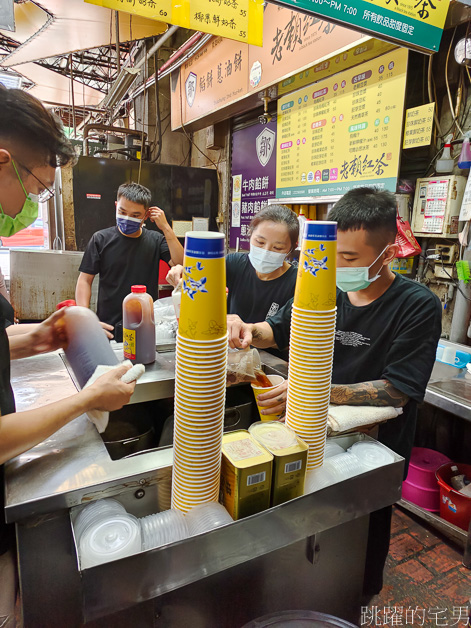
[172,3,369,131]
[276,47,408,198]
[230,120,277,250]
[85,0,264,46]
[273,0,449,53]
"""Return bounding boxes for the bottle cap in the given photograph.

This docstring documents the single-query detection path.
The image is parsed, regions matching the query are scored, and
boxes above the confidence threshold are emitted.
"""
[131,285,146,293]
[56,299,76,310]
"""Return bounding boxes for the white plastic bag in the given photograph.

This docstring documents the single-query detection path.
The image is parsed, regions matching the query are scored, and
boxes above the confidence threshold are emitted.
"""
[153,297,177,342]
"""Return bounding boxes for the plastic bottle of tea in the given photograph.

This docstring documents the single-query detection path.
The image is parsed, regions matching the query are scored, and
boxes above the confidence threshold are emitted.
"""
[56,301,119,388]
[123,285,155,365]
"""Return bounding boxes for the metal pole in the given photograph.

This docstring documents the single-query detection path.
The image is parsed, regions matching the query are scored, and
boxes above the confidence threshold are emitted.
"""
[69,54,76,138]
[134,24,179,70]
[115,11,121,73]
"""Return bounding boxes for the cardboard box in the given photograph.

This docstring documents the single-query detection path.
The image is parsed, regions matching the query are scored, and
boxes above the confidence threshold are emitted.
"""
[220,430,273,520]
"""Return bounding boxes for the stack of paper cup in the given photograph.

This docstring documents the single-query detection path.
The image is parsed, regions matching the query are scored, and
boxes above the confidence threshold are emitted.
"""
[285,221,337,470]
[171,232,228,513]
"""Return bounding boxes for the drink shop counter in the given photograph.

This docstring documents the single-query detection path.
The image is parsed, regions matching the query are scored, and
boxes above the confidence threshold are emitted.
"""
[4,349,404,628]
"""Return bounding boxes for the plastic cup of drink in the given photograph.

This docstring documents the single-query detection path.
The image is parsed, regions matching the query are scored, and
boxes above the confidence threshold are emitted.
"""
[251,374,286,422]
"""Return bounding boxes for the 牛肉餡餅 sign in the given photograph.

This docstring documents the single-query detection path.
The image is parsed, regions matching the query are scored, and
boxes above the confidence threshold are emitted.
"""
[171,3,373,131]
[273,0,449,53]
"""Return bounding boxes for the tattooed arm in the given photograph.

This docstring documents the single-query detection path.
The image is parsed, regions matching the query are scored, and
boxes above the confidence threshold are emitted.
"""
[330,379,409,407]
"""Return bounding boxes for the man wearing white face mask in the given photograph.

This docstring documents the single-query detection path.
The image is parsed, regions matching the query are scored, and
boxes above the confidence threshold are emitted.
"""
[226,187,442,601]
[76,182,183,342]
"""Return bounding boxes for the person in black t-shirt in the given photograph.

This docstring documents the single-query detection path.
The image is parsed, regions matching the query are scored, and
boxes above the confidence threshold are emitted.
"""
[76,182,184,342]
[166,205,299,359]
[226,187,442,601]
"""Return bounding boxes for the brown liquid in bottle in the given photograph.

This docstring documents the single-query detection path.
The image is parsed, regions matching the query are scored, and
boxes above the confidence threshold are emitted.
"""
[254,369,272,387]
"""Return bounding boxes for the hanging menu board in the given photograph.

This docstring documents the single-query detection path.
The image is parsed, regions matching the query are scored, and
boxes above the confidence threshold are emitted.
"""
[276,47,408,199]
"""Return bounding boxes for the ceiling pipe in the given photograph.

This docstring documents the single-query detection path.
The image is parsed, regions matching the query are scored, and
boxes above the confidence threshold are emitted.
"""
[134,24,179,70]
[83,123,146,156]
[158,31,203,74]
[102,24,179,109]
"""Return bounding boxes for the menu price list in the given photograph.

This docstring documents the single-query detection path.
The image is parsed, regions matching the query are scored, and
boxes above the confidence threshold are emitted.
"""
[276,48,408,198]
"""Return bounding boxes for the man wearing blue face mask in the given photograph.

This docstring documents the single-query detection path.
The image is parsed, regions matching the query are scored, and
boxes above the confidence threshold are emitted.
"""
[76,182,184,342]
[227,187,442,601]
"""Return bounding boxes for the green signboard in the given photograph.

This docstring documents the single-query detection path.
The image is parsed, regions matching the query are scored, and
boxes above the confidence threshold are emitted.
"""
[273,0,449,53]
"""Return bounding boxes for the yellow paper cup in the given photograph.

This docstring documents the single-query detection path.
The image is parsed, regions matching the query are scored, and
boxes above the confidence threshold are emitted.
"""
[179,232,227,341]
[294,222,337,311]
[251,374,286,422]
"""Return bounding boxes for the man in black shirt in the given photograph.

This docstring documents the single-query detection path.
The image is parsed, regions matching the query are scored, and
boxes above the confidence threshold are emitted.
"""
[227,187,442,600]
[76,182,184,341]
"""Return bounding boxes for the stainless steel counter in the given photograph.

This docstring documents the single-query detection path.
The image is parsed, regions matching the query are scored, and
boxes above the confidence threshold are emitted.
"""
[5,349,402,628]
[425,338,471,422]
[5,348,287,522]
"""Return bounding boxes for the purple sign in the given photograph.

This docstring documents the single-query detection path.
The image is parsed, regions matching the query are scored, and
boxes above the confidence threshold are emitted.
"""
[230,119,277,250]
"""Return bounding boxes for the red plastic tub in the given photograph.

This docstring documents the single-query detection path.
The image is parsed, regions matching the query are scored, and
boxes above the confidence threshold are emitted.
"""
[436,462,471,531]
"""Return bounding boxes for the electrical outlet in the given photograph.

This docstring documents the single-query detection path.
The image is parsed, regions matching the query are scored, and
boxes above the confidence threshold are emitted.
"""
[435,244,458,265]
[434,265,455,280]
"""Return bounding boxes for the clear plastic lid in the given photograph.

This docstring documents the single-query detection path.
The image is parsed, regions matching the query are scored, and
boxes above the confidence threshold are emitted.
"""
[79,514,141,568]
[349,442,395,469]
[249,421,298,452]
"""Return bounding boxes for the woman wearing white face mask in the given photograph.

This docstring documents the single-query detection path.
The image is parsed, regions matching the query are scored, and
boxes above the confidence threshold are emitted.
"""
[227,205,299,325]
[167,206,298,360]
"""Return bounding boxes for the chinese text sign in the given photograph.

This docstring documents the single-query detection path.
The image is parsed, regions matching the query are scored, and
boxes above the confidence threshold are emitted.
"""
[276,47,408,198]
[230,120,277,249]
[403,103,435,149]
[85,0,263,46]
[274,0,449,52]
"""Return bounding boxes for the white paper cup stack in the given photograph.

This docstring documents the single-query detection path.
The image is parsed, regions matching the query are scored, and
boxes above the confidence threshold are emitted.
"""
[285,221,337,470]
